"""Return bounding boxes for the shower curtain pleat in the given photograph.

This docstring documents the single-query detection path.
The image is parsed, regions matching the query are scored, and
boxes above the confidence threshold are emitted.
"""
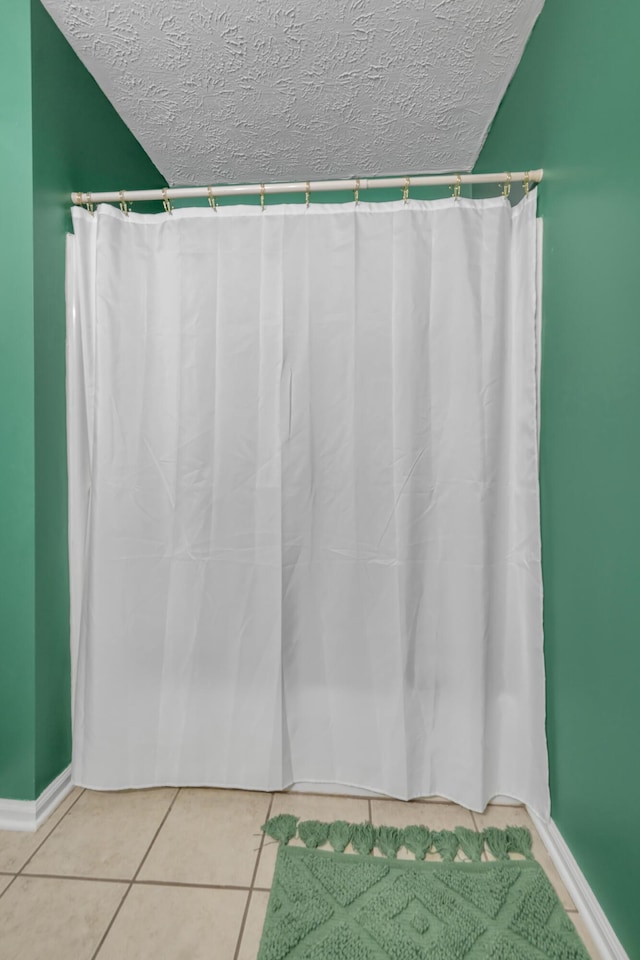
[67,194,549,817]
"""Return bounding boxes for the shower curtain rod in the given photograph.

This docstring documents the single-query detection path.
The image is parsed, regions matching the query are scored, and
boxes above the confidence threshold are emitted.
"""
[71,169,543,207]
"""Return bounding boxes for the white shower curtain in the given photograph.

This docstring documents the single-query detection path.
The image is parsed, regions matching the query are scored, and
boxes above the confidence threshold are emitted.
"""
[67,193,549,817]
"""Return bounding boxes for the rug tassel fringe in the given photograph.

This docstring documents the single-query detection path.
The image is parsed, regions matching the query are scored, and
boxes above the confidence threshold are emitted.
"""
[261,816,534,862]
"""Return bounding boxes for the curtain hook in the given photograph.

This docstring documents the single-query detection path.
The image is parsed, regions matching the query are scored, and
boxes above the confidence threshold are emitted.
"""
[305,181,310,208]
[403,176,410,205]
[207,186,217,211]
[354,178,360,206]
[523,171,530,196]
[501,173,511,198]
[260,184,266,212]
[451,173,462,201]
[119,190,129,216]
[85,192,94,216]
[162,188,173,215]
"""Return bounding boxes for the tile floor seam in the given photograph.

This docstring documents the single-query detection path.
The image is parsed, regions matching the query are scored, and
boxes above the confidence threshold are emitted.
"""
[232,792,275,960]
[234,890,254,960]
[90,881,132,960]
[90,787,181,960]
[16,787,86,876]
[134,879,252,891]
[17,873,128,885]
[132,788,180,883]
[10,875,255,893]
[287,790,378,802]
[0,874,18,902]
[249,794,274,893]
[415,798,458,806]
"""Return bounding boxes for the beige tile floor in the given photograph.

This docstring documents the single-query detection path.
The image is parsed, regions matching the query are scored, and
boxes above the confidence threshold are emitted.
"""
[0,786,601,960]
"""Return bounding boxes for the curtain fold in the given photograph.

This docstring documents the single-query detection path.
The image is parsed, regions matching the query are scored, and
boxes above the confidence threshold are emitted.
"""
[67,194,549,817]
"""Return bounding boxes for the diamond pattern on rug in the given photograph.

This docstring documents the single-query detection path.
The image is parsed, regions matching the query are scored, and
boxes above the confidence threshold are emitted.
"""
[509,870,589,959]
[257,846,590,960]
[434,862,521,918]
[408,904,430,935]
[305,853,391,907]
[299,922,372,960]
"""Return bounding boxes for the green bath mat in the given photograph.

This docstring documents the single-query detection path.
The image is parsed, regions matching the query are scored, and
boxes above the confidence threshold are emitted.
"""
[257,819,589,959]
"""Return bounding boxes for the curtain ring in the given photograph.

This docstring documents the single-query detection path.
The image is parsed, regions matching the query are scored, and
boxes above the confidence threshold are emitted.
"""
[523,171,530,195]
[119,190,129,216]
[260,184,266,212]
[85,192,94,216]
[501,173,511,198]
[207,186,217,211]
[162,188,173,214]
[305,181,310,208]
[403,176,410,205]
[452,174,461,201]
[354,178,360,205]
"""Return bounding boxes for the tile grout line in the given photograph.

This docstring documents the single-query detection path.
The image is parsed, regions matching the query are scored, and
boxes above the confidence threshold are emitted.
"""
[11,871,255,892]
[232,792,275,960]
[89,786,181,960]
[131,788,181,882]
[249,794,274,892]
[18,873,128,885]
[0,788,87,904]
[136,878,252,891]
[17,787,86,877]
[415,799,471,807]
[286,790,372,802]
[0,874,18,902]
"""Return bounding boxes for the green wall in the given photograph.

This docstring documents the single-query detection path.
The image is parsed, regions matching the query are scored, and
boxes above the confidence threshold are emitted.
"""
[475,0,640,953]
[0,1,37,802]
[0,0,165,801]
[30,0,165,796]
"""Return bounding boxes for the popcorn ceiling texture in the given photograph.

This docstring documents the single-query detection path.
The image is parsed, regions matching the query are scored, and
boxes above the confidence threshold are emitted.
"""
[41,0,543,186]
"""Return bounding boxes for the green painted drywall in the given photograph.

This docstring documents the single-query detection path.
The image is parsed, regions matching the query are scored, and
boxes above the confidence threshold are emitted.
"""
[0,1,37,801]
[0,0,165,802]
[30,0,166,796]
[474,0,640,953]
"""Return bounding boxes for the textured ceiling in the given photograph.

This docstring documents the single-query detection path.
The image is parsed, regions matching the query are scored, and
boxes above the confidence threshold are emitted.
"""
[42,0,543,186]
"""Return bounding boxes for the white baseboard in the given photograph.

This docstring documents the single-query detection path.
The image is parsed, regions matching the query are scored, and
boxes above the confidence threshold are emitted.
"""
[529,811,629,960]
[0,765,73,833]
